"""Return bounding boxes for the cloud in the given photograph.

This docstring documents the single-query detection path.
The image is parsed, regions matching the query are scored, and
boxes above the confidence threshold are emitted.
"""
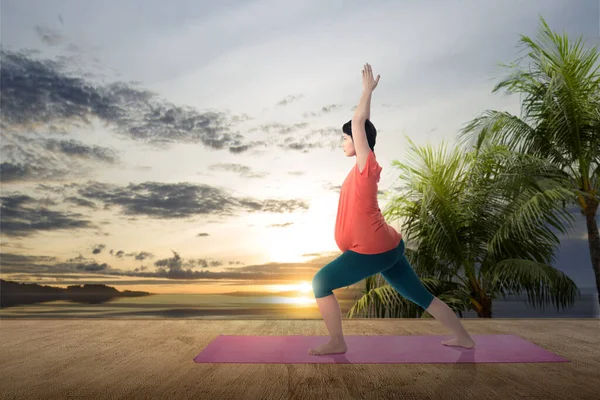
[1,131,120,183]
[133,251,154,261]
[246,121,343,151]
[34,25,65,46]
[1,50,347,158]
[268,222,293,228]
[302,104,343,118]
[95,246,154,261]
[0,49,254,153]
[208,163,268,178]
[91,244,106,254]
[0,193,96,239]
[323,183,342,193]
[249,122,309,135]
[63,196,98,208]
[274,126,342,152]
[0,181,310,237]
[0,250,335,282]
[276,94,304,106]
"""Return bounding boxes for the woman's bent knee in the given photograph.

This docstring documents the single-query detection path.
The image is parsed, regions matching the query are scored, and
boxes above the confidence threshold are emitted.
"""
[422,293,435,310]
[312,274,333,299]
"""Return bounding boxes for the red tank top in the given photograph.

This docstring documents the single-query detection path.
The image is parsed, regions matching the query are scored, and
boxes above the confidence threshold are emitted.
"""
[334,150,402,254]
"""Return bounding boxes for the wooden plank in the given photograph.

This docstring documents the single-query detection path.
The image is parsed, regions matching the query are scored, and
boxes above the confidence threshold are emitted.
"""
[1,319,598,400]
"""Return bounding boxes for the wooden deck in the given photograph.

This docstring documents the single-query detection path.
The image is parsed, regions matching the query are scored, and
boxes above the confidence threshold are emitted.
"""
[1,319,598,400]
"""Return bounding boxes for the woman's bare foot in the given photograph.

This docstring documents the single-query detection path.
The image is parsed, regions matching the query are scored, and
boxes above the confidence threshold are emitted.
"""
[308,339,348,355]
[441,336,475,349]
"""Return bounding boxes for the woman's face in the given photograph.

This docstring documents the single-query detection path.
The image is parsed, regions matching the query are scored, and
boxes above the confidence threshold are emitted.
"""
[342,134,355,157]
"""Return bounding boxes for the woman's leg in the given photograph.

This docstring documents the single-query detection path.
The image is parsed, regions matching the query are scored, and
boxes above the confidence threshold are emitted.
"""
[380,240,475,348]
[310,246,400,355]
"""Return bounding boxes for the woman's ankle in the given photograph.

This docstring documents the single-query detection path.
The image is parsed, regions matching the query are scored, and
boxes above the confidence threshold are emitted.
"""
[330,335,346,343]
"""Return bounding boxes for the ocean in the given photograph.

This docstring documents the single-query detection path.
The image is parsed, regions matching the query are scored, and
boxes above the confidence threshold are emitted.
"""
[1,291,598,319]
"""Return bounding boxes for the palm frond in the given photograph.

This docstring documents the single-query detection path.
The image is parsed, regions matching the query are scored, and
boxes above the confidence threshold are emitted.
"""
[487,258,581,311]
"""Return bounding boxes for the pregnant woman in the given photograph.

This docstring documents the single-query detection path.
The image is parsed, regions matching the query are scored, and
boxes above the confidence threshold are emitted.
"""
[309,63,475,355]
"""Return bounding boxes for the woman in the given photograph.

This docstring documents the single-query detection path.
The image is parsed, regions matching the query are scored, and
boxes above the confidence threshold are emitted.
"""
[309,63,475,355]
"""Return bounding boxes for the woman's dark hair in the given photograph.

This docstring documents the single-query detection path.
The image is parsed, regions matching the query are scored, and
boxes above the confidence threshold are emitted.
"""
[342,119,377,151]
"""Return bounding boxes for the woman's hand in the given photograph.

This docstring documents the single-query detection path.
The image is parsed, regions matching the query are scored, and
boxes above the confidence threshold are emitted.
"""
[362,63,380,92]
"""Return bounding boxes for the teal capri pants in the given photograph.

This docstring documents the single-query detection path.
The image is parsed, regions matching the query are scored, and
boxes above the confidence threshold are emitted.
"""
[312,239,435,310]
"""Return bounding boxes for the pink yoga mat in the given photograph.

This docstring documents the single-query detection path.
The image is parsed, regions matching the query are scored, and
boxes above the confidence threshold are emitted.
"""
[193,334,570,364]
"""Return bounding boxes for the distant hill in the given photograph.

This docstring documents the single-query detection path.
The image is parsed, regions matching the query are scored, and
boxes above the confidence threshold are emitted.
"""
[0,279,154,308]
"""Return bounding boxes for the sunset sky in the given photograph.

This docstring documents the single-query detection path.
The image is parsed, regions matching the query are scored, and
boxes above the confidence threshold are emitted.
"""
[1,0,598,295]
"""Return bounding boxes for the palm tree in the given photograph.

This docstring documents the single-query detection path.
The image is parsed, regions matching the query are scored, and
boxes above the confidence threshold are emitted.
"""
[346,263,465,319]
[457,16,600,305]
[346,138,580,318]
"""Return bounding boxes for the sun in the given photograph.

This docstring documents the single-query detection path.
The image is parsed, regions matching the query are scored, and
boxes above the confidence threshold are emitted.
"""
[263,281,316,306]
[298,282,313,293]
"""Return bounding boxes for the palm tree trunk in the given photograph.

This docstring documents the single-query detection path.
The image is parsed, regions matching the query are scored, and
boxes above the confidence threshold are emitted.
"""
[476,295,493,318]
[584,197,600,306]
[471,286,493,318]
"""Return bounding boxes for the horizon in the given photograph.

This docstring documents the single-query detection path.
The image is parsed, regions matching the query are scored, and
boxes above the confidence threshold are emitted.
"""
[2,277,599,297]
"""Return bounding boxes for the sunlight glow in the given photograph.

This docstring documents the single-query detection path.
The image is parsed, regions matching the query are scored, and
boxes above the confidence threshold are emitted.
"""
[298,282,313,293]
[273,295,315,306]
[260,195,336,263]
[290,296,315,305]
[265,282,313,293]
